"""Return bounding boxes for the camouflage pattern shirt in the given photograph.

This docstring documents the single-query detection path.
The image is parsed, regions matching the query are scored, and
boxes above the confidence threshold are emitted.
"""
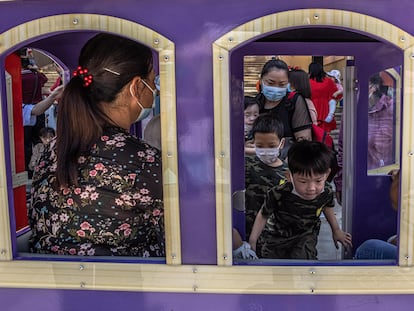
[260,182,334,259]
[245,155,288,240]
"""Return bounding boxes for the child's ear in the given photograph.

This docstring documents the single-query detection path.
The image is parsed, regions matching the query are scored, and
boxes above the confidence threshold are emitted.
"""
[279,137,286,149]
[285,170,292,182]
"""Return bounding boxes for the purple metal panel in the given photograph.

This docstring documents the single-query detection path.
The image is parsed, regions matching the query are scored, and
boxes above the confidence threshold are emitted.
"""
[2,288,414,311]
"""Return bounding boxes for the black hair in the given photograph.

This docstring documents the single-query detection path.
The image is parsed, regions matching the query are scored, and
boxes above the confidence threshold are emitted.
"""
[288,69,311,98]
[369,73,388,98]
[260,58,289,78]
[251,114,284,139]
[39,127,56,138]
[244,96,259,110]
[56,32,153,187]
[288,140,333,176]
[308,62,325,83]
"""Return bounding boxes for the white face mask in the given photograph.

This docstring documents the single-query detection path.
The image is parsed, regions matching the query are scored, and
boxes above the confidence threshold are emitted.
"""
[132,79,157,122]
[255,147,280,165]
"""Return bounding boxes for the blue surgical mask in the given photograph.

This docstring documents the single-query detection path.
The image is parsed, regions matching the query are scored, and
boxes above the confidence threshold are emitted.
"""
[261,82,287,101]
[287,83,293,93]
[133,80,157,122]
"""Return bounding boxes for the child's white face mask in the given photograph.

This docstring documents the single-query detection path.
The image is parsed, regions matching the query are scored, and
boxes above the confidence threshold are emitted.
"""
[255,140,283,165]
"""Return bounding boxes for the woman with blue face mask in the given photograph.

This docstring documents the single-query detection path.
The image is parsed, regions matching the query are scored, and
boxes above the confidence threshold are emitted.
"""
[255,59,312,158]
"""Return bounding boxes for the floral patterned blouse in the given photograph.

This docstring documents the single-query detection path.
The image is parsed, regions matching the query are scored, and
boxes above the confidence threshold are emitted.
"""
[29,127,164,257]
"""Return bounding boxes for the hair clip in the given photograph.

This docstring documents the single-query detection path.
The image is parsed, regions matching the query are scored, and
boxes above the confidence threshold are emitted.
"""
[73,66,93,87]
[103,67,120,76]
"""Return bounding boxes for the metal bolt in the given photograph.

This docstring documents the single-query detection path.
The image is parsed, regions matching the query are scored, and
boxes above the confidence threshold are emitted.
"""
[408,151,414,157]
[167,152,173,157]
[80,282,86,288]
[309,269,316,275]
[0,249,6,255]
[228,37,234,42]
[411,53,414,59]
[400,36,405,42]
[192,268,198,273]
[223,254,228,260]
[164,55,169,62]
[193,285,198,291]
[154,39,160,45]
[313,14,319,20]
[220,152,225,157]
[219,55,224,60]
[310,288,315,293]
[72,18,79,25]
[405,255,410,260]
[79,265,84,271]
[171,253,177,259]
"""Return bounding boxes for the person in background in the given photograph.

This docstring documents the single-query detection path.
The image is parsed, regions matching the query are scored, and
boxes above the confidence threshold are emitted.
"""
[326,69,343,107]
[19,47,49,177]
[28,127,55,172]
[309,62,338,133]
[249,140,352,259]
[244,114,288,256]
[354,169,399,260]
[244,96,260,155]
[288,68,318,125]
[29,33,164,257]
[367,73,394,170]
[255,58,312,159]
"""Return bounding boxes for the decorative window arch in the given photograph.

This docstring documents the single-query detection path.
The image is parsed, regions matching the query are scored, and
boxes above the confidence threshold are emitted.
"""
[0,14,182,291]
[213,9,414,293]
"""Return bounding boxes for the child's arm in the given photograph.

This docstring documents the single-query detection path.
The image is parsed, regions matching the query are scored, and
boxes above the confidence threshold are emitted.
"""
[248,209,267,252]
[323,207,352,249]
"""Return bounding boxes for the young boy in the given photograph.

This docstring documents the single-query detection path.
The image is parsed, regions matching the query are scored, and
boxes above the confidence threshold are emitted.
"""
[244,114,288,256]
[249,140,352,259]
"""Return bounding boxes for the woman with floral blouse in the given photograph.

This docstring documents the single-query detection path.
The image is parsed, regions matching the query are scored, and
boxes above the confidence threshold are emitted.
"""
[29,33,164,257]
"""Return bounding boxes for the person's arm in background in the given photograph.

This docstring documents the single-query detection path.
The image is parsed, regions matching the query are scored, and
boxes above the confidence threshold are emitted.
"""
[334,120,343,204]
[31,85,63,116]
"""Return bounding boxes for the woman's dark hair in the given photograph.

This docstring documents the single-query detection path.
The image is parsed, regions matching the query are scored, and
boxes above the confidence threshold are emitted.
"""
[251,113,284,140]
[288,69,312,98]
[39,127,56,138]
[56,33,153,187]
[369,73,388,98]
[308,62,325,83]
[260,58,289,78]
[288,140,333,177]
[244,96,259,110]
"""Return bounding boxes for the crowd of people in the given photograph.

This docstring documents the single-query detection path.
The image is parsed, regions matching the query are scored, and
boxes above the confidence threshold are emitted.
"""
[21,36,396,260]
[236,57,396,260]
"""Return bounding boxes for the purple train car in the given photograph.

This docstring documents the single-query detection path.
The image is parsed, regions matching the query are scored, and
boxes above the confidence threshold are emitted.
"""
[0,0,414,310]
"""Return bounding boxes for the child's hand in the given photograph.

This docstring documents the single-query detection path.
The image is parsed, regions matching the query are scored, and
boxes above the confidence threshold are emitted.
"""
[332,229,352,249]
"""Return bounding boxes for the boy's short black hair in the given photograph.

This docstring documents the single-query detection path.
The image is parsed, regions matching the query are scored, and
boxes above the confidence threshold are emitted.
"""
[288,140,333,176]
[39,127,56,138]
[251,114,284,139]
[244,96,259,110]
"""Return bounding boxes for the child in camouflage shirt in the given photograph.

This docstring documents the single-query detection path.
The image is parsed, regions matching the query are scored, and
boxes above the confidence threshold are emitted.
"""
[249,140,352,259]
[245,114,288,256]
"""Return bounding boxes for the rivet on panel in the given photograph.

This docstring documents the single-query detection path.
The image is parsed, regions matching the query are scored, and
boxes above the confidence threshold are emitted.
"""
[72,18,79,25]
[167,152,173,158]
[313,14,319,20]
[171,253,177,259]
[219,55,224,60]
[310,288,315,293]
[405,255,410,260]
[223,254,228,260]
[411,53,414,59]
[154,39,160,45]
[309,269,316,275]
[220,152,225,158]
[192,267,198,273]
[228,37,234,42]
[408,151,414,157]
[400,36,405,42]
[80,282,86,288]
[79,265,84,271]
[164,55,170,62]
[193,285,198,291]
[0,249,6,255]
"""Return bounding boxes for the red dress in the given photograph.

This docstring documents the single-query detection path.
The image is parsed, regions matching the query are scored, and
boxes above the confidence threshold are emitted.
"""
[309,77,338,132]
